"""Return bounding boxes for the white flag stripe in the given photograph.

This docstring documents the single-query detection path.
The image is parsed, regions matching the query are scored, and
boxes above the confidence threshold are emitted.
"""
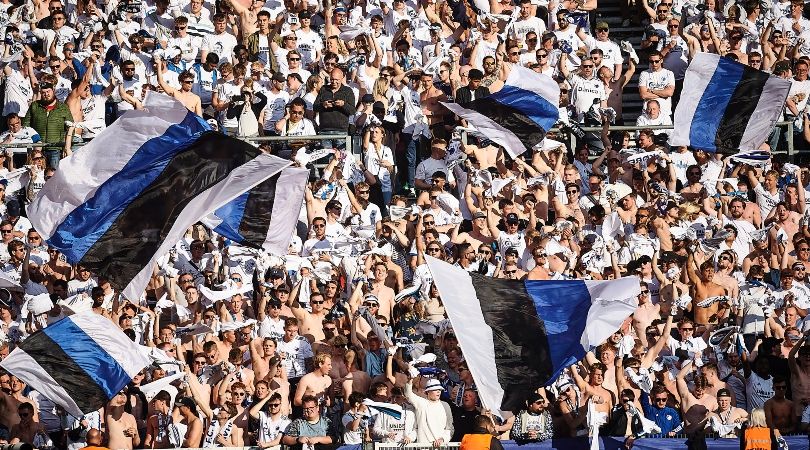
[738,75,792,150]
[442,102,527,159]
[264,167,309,255]
[29,93,190,239]
[123,154,291,300]
[425,255,507,418]
[670,53,719,148]
[506,66,560,105]
[69,314,151,378]
[0,348,84,417]
[581,278,641,350]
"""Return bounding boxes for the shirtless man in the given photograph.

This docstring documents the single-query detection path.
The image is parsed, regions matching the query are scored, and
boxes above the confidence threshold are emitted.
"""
[175,397,204,448]
[527,249,551,280]
[0,376,34,430]
[294,353,333,407]
[552,183,586,227]
[713,250,740,300]
[687,254,728,326]
[789,335,810,418]
[462,140,499,169]
[708,389,747,438]
[106,389,140,450]
[632,282,660,347]
[651,201,679,252]
[144,390,172,449]
[702,363,734,403]
[769,202,801,251]
[676,361,718,437]
[653,252,689,317]
[221,0,265,39]
[765,376,795,434]
[452,211,494,250]
[155,61,202,115]
[251,337,280,381]
[9,402,45,446]
[571,362,615,421]
[288,282,328,343]
[366,263,395,322]
[226,349,255,395]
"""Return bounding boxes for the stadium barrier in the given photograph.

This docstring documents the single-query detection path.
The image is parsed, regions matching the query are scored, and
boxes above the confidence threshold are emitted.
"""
[164,434,810,450]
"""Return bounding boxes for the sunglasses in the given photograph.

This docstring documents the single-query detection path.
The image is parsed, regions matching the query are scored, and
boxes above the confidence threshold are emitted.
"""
[362,302,378,307]
[311,300,325,305]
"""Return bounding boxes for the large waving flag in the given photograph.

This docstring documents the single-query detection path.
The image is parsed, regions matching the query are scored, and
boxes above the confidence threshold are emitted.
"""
[0,313,150,417]
[27,93,295,300]
[442,65,560,159]
[671,52,790,154]
[425,256,639,417]
[202,166,308,254]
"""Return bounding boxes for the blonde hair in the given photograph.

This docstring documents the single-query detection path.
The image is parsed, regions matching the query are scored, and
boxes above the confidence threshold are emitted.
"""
[373,78,389,104]
[749,409,767,427]
[678,202,701,221]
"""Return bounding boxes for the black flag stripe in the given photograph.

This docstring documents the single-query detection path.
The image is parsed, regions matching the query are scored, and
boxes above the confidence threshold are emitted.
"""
[714,65,771,153]
[81,132,261,291]
[468,273,554,412]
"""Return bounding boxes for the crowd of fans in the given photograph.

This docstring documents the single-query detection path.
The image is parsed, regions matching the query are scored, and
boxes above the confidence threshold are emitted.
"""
[0,0,809,447]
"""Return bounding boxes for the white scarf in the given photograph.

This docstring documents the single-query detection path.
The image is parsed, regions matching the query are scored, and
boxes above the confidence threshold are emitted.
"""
[203,415,234,448]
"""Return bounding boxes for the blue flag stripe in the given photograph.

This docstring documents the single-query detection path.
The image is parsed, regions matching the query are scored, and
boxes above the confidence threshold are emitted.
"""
[212,191,250,243]
[689,58,745,152]
[49,111,210,263]
[486,85,559,131]
[524,279,592,380]
[41,317,131,399]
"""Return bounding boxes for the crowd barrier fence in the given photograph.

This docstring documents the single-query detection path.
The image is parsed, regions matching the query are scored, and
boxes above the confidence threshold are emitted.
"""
[162,434,810,450]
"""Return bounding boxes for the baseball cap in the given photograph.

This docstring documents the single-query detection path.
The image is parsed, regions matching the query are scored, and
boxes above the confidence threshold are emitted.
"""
[176,397,197,412]
[596,21,609,30]
[361,93,374,104]
[716,389,731,398]
[299,10,311,18]
[506,213,520,224]
[474,211,487,219]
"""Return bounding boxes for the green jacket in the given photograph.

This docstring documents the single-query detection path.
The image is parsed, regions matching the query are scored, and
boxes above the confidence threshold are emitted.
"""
[245,31,279,72]
[23,100,73,146]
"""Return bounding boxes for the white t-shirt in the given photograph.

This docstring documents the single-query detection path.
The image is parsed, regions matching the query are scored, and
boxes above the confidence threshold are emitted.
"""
[513,16,546,43]
[745,372,773,412]
[295,29,322,66]
[261,90,291,130]
[365,145,395,192]
[3,68,34,117]
[753,183,782,219]
[276,335,313,379]
[202,32,237,65]
[638,68,676,117]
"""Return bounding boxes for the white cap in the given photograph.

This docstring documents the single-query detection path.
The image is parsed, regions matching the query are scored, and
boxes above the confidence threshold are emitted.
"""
[424,378,444,392]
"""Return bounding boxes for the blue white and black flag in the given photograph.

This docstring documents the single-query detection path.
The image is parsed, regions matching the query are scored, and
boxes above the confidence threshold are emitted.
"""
[27,93,297,300]
[442,65,560,159]
[202,166,308,254]
[671,52,790,154]
[425,256,639,418]
[0,313,150,417]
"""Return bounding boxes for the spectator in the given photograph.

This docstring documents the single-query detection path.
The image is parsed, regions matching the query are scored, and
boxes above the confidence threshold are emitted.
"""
[510,390,554,444]
[405,377,453,445]
[281,394,336,449]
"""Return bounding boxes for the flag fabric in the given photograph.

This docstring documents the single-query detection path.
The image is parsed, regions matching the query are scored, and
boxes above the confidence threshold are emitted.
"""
[425,256,639,417]
[201,166,308,255]
[0,313,150,417]
[442,65,560,159]
[671,52,790,154]
[26,93,295,301]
